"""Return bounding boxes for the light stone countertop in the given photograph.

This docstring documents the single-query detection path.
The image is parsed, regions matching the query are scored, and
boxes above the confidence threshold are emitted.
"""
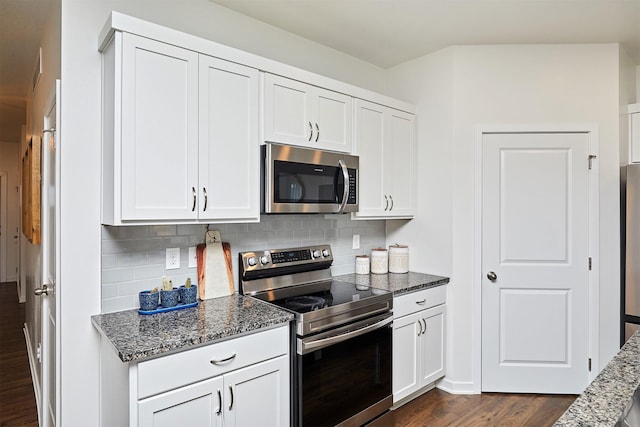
[91,294,294,363]
[334,271,449,295]
[554,330,640,426]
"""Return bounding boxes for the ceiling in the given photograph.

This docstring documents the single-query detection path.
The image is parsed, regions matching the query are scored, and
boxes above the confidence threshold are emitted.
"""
[209,0,640,69]
[1,0,639,143]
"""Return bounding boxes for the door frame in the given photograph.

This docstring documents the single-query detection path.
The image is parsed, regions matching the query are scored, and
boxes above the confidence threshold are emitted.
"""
[472,123,600,393]
[0,172,6,282]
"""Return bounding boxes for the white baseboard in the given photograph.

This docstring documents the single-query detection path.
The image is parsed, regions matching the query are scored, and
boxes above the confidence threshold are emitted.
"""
[23,324,41,426]
[436,377,477,394]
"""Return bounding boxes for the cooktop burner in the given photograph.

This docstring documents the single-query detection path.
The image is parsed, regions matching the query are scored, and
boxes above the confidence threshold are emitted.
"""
[284,295,329,312]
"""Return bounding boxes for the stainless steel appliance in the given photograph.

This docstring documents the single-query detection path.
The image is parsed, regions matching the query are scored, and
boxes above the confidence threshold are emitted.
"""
[262,143,359,214]
[621,164,640,343]
[239,245,392,427]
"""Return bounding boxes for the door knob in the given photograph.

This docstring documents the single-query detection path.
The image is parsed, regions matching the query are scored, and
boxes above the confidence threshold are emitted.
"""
[487,271,497,282]
[34,284,49,296]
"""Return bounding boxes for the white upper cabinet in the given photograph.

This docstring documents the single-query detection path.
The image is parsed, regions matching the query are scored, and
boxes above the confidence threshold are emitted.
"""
[102,32,260,225]
[263,74,353,152]
[120,33,199,222]
[198,55,260,222]
[353,99,416,219]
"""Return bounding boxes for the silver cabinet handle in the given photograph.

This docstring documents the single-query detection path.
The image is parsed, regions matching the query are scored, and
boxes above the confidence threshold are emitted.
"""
[487,271,497,282]
[315,123,320,142]
[384,195,389,211]
[389,195,394,211]
[422,318,427,334]
[34,284,49,296]
[210,353,236,365]
[337,160,349,213]
[202,187,208,212]
[417,318,423,336]
[308,122,313,141]
[216,389,222,415]
[416,299,426,305]
[191,187,197,212]
[228,385,234,410]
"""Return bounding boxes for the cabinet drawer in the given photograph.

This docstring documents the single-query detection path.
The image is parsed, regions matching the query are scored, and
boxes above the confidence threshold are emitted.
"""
[394,286,446,319]
[137,326,288,399]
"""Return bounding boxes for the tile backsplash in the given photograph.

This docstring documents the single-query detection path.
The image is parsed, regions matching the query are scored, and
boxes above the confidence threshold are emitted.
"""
[101,215,385,313]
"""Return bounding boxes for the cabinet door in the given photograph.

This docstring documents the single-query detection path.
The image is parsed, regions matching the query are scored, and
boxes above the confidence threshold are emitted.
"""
[385,110,416,217]
[392,312,421,403]
[419,305,446,387]
[138,376,224,427]
[631,113,640,163]
[353,99,387,217]
[263,74,314,146]
[198,55,260,221]
[313,87,352,152]
[120,33,199,221]
[223,355,289,427]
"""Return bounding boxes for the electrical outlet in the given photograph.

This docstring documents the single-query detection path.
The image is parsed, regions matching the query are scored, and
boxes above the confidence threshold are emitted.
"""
[188,247,197,268]
[166,248,180,270]
[352,234,360,250]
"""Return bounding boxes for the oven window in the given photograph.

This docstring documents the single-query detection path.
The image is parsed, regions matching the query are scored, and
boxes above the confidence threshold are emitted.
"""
[274,160,345,204]
[297,324,392,426]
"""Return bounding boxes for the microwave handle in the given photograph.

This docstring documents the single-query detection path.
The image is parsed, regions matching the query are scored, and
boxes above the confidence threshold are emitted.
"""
[338,160,349,213]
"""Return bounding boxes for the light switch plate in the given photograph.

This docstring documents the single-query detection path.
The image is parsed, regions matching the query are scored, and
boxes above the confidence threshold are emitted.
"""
[188,247,197,268]
[352,234,360,250]
[166,248,180,269]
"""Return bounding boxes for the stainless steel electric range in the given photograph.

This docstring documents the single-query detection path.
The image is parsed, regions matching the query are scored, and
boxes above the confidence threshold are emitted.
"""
[239,245,393,427]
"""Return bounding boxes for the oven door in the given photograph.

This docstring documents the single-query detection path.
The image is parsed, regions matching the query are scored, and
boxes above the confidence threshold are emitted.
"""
[295,312,393,427]
[264,143,358,214]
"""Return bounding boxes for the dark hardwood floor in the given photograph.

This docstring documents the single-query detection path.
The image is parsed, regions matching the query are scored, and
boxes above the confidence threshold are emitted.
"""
[370,388,576,427]
[0,282,38,427]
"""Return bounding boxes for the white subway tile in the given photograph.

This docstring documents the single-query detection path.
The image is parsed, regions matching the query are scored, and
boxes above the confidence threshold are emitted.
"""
[150,225,177,237]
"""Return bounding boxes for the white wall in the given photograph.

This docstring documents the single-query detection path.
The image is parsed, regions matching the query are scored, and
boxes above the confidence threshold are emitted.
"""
[59,1,386,425]
[387,43,622,393]
[0,142,20,282]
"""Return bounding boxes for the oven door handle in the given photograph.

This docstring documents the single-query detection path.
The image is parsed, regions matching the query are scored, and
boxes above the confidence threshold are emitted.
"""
[300,315,393,354]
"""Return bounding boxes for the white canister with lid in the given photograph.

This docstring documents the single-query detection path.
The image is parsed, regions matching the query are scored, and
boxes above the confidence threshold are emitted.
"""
[355,255,370,275]
[370,248,388,274]
[388,244,409,273]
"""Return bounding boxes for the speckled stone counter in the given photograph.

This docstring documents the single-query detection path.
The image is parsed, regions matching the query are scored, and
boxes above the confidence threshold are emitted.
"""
[334,271,449,295]
[91,294,294,363]
[554,330,640,426]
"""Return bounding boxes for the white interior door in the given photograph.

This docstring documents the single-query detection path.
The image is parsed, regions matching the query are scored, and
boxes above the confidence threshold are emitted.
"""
[481,131,591,394]
[37,80,60,427]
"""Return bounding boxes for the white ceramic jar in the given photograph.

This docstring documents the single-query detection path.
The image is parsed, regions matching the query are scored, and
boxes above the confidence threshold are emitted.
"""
[355,255,370,275]
[388,244,409,273]
[370,248,388,274]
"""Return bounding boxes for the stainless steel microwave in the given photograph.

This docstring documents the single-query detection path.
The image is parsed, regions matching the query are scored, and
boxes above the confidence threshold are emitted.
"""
[262,143,359,214]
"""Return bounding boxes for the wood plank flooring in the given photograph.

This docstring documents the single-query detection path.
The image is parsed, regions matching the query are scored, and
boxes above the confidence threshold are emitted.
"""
[370,388,576,427]
[0,282,38,427]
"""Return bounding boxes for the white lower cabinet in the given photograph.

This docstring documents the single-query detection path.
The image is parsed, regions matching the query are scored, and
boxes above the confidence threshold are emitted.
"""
[392,287,446,405]
[138,356,288,427]
[109,326,290,427]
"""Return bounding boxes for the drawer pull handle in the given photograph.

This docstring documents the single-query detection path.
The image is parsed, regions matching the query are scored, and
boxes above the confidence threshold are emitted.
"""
[216,389,222,415]
[416,299,426,305]
[229,385,234,410]
[210,353,237,365]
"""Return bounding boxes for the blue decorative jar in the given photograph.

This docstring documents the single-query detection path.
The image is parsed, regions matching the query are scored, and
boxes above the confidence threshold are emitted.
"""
[160,288,179,307]
[179,285,198,304]
[139,290,159,311]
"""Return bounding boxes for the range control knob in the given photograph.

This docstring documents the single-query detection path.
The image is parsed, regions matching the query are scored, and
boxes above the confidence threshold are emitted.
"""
[312,250,321,258]
[260,255,270,265]
[247,257,257,267]
[322,249,330,257]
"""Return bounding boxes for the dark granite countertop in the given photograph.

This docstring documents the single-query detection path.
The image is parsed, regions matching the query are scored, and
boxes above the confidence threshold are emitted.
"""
[91,294,294,363]
[334,271,449,296]
[554,330,640,426]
